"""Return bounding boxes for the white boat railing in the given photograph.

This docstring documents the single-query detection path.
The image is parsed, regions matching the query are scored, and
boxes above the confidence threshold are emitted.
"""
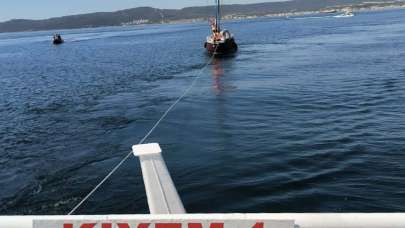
[133,143,186,214]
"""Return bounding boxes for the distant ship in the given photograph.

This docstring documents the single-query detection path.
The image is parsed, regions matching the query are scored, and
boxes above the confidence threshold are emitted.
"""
[204,0,238,56]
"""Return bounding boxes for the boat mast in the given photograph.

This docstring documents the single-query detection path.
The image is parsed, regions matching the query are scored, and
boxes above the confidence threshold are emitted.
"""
[216,0,221,31]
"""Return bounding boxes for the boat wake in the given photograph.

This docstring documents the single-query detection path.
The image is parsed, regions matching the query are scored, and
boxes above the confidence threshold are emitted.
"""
[291,12,354,20]
[334,14,354,18]
[291,15,334,20]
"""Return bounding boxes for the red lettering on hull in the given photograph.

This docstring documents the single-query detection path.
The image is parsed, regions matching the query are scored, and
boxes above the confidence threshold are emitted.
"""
[188,223,224,228]
[62,222,264,228]
[252,223,264,228]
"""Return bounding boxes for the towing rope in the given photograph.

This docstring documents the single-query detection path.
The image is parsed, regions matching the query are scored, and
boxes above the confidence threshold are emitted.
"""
[68,47,218,215]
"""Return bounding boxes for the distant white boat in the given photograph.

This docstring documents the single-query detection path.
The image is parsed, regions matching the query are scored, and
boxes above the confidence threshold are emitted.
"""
[334,10,354,18]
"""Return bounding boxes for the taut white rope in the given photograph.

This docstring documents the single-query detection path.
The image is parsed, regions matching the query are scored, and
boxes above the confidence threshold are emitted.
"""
[68,49,218,215]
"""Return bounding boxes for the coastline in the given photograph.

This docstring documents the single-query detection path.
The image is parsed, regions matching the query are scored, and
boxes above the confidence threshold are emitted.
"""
[1,2,405,34]
[166,2,405,25]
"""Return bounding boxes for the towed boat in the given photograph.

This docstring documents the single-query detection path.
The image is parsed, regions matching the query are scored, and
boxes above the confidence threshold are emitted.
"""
[53,34,64,45]
[204,0,238,56]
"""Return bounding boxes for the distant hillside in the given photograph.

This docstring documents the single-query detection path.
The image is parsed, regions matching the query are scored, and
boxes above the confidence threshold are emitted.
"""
[1,0,404,33]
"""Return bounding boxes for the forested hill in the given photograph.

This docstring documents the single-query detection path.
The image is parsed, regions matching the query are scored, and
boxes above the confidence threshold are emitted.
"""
[1,0,404,33]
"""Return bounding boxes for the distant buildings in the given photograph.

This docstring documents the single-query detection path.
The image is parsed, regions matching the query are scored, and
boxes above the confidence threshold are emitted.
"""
[121,19,150,26]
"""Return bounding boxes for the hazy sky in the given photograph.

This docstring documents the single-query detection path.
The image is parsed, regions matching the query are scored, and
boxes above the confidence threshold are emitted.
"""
[0,0,286,22]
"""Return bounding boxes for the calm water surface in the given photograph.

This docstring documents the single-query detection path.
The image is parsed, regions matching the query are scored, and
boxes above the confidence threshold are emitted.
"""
[1,10,405,214]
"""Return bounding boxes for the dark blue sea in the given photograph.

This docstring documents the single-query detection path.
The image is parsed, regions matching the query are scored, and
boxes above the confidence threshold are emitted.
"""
[1,9,405,215]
